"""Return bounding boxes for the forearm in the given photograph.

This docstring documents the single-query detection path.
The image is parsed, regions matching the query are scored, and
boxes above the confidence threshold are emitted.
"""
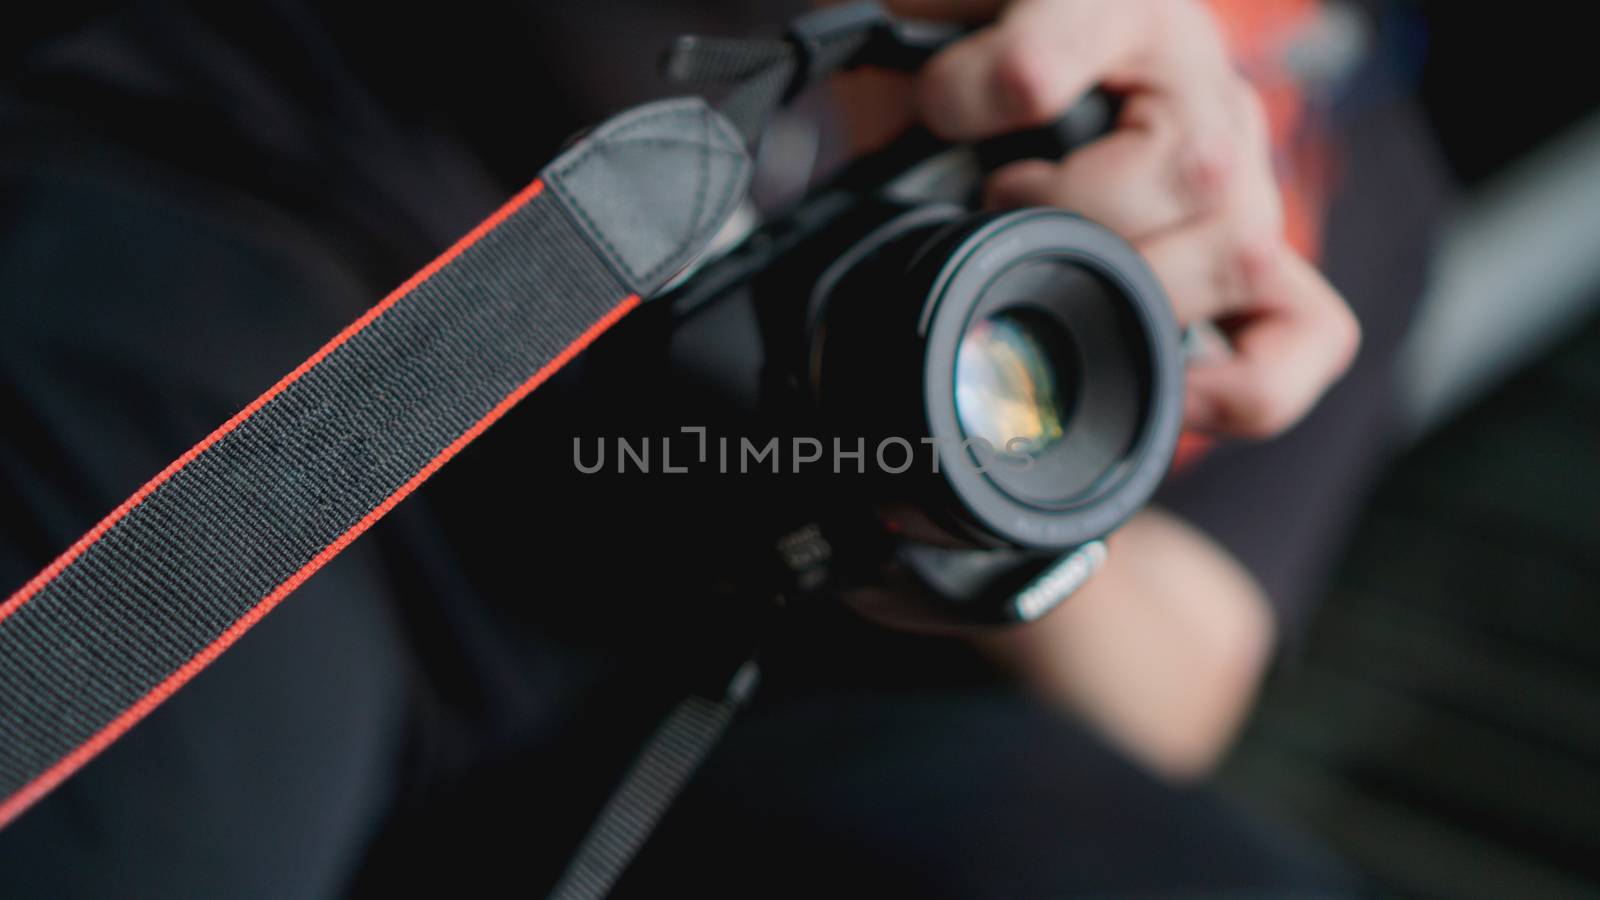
[977,508,1275,779]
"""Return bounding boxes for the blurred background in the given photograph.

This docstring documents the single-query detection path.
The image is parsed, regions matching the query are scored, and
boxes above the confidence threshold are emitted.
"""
[1217,2,1600,896]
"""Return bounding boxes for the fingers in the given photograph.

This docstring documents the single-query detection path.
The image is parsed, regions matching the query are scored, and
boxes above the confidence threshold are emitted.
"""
[1130,114,1349,440]
[1182,254,1362,439]
[985,74,1276,241]
[912,0,1152,138]
[985,128,1184,233]
[909,0,1236,141]
[1136,199,1281,326]
[1139,208,1356,441]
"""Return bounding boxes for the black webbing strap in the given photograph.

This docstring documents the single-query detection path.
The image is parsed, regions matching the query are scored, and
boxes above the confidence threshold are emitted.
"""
[548,661,761,900]
[0,97,751,827]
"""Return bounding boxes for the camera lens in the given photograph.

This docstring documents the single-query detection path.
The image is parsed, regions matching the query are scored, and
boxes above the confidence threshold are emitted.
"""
[954,309,1079,459]
[914,210,1182,549]
[809,206,1182,550]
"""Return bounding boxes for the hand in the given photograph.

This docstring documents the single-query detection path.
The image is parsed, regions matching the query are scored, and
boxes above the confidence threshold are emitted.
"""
[883,0,1360,438]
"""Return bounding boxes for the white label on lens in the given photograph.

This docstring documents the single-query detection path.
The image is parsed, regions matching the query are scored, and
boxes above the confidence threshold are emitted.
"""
[1012,541,1108,622]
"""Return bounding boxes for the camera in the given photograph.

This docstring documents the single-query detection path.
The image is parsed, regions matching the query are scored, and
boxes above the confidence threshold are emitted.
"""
[573,4,1184,627]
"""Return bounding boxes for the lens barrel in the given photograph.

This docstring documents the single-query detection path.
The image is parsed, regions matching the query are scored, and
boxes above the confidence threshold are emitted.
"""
[811,207,1183,550]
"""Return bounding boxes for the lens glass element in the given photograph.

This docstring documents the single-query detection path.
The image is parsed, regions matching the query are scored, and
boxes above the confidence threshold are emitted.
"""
[954,309,1079,458]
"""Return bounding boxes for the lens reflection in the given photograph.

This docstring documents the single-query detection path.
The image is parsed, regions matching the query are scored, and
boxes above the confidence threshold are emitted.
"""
[954,309,1077,457]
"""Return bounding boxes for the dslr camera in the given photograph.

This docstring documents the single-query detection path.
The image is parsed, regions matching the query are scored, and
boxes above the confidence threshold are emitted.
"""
[571,2,1184,627]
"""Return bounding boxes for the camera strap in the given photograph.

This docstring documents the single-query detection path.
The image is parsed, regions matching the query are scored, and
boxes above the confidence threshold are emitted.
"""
[547,660,761,900]
[0,96,753,828]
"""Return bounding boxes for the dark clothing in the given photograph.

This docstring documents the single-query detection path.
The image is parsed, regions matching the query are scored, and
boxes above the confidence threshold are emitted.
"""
[0,1,1415,895]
